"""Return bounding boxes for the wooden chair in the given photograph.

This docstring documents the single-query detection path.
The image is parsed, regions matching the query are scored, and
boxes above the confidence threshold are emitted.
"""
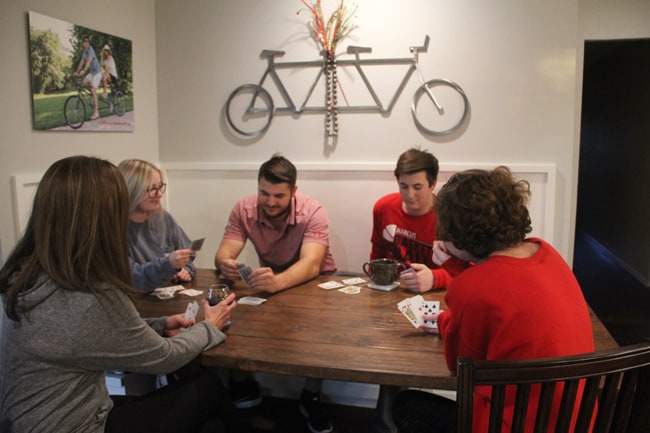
[456,343,650,433]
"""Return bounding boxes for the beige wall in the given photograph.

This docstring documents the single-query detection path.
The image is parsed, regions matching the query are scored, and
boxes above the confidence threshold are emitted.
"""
[155,0,581,268]
[0,0,159,257]
[2,0,649,407]
[2,0,649,270]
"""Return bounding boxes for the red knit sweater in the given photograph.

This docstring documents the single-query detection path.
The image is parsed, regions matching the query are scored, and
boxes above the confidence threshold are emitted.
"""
[437,238,595,433]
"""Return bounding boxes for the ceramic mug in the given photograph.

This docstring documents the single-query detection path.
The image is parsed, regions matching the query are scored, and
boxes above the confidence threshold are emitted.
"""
[362,258,406,286]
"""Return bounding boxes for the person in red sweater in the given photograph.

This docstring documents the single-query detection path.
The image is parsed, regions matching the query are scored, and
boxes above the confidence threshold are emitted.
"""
[370,148,467,293]
[392,166,595,433]
[371,148,469,433]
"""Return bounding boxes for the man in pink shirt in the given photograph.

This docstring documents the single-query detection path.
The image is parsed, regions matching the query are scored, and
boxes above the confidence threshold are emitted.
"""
[214,154,336,433]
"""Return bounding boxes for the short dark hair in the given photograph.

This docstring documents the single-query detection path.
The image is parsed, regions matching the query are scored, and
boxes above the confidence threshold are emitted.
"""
[258,153,297,189]
[394,148,439,186]
[435,166,532,259]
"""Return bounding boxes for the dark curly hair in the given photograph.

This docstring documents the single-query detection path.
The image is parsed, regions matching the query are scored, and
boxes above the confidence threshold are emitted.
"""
[435,166,532,259]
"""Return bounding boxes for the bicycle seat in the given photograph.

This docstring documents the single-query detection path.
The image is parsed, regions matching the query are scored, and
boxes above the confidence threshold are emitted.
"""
[347,45,372,54]
[260,49,285,58]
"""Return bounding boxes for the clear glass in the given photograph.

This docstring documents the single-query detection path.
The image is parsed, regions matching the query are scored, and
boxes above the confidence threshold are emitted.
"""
[207,284,231,306]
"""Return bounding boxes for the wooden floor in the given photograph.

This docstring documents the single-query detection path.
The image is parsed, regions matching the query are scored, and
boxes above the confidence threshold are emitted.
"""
[241,396,374,433]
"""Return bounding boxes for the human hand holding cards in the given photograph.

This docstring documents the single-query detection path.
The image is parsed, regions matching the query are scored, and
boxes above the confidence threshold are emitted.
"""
[397,295,440,332]
[237,263,254,286]
[399,264,434,293]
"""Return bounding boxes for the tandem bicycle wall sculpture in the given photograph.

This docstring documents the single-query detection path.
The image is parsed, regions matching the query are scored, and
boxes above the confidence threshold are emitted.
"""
[225,35,469,139]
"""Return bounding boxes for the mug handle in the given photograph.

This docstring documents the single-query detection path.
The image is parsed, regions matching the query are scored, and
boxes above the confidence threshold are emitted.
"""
[362,262,372,278]
[396,261,407,274]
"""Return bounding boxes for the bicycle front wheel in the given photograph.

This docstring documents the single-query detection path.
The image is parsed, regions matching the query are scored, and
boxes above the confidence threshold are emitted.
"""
[412,79,469,136]
[113,91,126,116]
[225,84,274,137]
[64,95,86,129]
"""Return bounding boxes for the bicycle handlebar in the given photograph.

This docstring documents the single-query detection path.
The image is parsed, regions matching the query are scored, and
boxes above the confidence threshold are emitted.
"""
[410,35,430,53]
[261,49,285,59]
[347,35,430,56]
[347,45,372,55]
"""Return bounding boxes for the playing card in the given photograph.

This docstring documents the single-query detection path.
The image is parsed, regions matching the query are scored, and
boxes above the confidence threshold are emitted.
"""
[238,296,267,306]
[398,295,424,328]
[178,289,203,297]
[150,285,184,300]
[237,263,253,285]
[190,237,205,251]
[421,300,440,329]
[400,268,416,276]
[338,286,361,294]
[318,281,345,290]
[342,277,366,285]
[184,301,199,322]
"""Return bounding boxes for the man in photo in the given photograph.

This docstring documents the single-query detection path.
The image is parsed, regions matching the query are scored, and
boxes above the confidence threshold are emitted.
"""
[74,36,102,120]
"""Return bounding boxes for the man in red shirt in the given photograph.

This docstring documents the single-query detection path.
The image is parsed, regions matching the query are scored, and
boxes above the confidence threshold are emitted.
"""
[371,148,468,433]
[371,148,466,293]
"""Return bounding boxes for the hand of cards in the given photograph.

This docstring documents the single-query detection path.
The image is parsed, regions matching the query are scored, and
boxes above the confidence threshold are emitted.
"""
[184,301,199,322]
[397,295,440,330]
[237,263,253,286]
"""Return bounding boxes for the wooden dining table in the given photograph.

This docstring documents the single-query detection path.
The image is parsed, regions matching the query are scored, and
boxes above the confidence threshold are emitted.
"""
[131,268,619,391]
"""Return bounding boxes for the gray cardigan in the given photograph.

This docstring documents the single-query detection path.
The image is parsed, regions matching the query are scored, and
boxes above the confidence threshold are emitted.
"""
[0,277,225,433]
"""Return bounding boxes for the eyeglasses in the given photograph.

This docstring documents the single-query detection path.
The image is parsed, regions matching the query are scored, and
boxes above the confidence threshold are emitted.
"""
[145,182,166,198]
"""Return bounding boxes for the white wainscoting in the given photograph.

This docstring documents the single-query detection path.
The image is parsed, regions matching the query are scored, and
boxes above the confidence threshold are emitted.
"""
[162,161,556,407]
[11,174,42,239]
[162,161,557,273]
[11,162,556,407]
[11,163,557,265]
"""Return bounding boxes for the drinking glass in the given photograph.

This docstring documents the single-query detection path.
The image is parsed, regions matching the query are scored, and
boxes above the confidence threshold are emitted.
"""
[207,284,231,306]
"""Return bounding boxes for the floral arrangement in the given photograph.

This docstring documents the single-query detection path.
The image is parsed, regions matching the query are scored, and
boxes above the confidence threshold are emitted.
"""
[298,0,358,56]
[298,0,358,137]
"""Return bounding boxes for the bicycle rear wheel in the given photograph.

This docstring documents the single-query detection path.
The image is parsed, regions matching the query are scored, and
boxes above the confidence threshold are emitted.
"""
[411,79,469,136]
[113,91,126,116]
[226,84,274,137]
[64,95,86,129]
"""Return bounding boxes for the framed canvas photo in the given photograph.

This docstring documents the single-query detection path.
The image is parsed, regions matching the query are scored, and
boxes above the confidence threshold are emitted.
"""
[28,11,134,131]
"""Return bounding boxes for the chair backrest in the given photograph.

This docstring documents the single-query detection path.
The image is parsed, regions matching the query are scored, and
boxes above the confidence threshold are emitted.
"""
[457,343,650,433]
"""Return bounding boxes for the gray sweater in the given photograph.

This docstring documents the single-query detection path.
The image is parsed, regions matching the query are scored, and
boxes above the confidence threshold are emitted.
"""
[128,210,197,288]
[0,277,225,433]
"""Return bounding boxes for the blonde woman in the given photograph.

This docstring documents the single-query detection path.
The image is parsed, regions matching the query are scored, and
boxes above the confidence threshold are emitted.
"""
[118,159,196,288]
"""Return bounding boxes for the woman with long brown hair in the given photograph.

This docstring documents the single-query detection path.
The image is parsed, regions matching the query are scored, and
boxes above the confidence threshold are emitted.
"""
[1,156,237,433]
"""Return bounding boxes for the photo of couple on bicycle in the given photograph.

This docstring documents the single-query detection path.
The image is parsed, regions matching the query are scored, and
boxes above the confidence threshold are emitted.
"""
[28,11,134,131]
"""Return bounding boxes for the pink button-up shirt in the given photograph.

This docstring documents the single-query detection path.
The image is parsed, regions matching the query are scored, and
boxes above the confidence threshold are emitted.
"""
[223,192,337,274]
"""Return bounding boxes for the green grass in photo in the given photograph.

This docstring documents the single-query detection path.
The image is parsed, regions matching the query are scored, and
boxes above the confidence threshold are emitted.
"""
[32,89,133,130]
